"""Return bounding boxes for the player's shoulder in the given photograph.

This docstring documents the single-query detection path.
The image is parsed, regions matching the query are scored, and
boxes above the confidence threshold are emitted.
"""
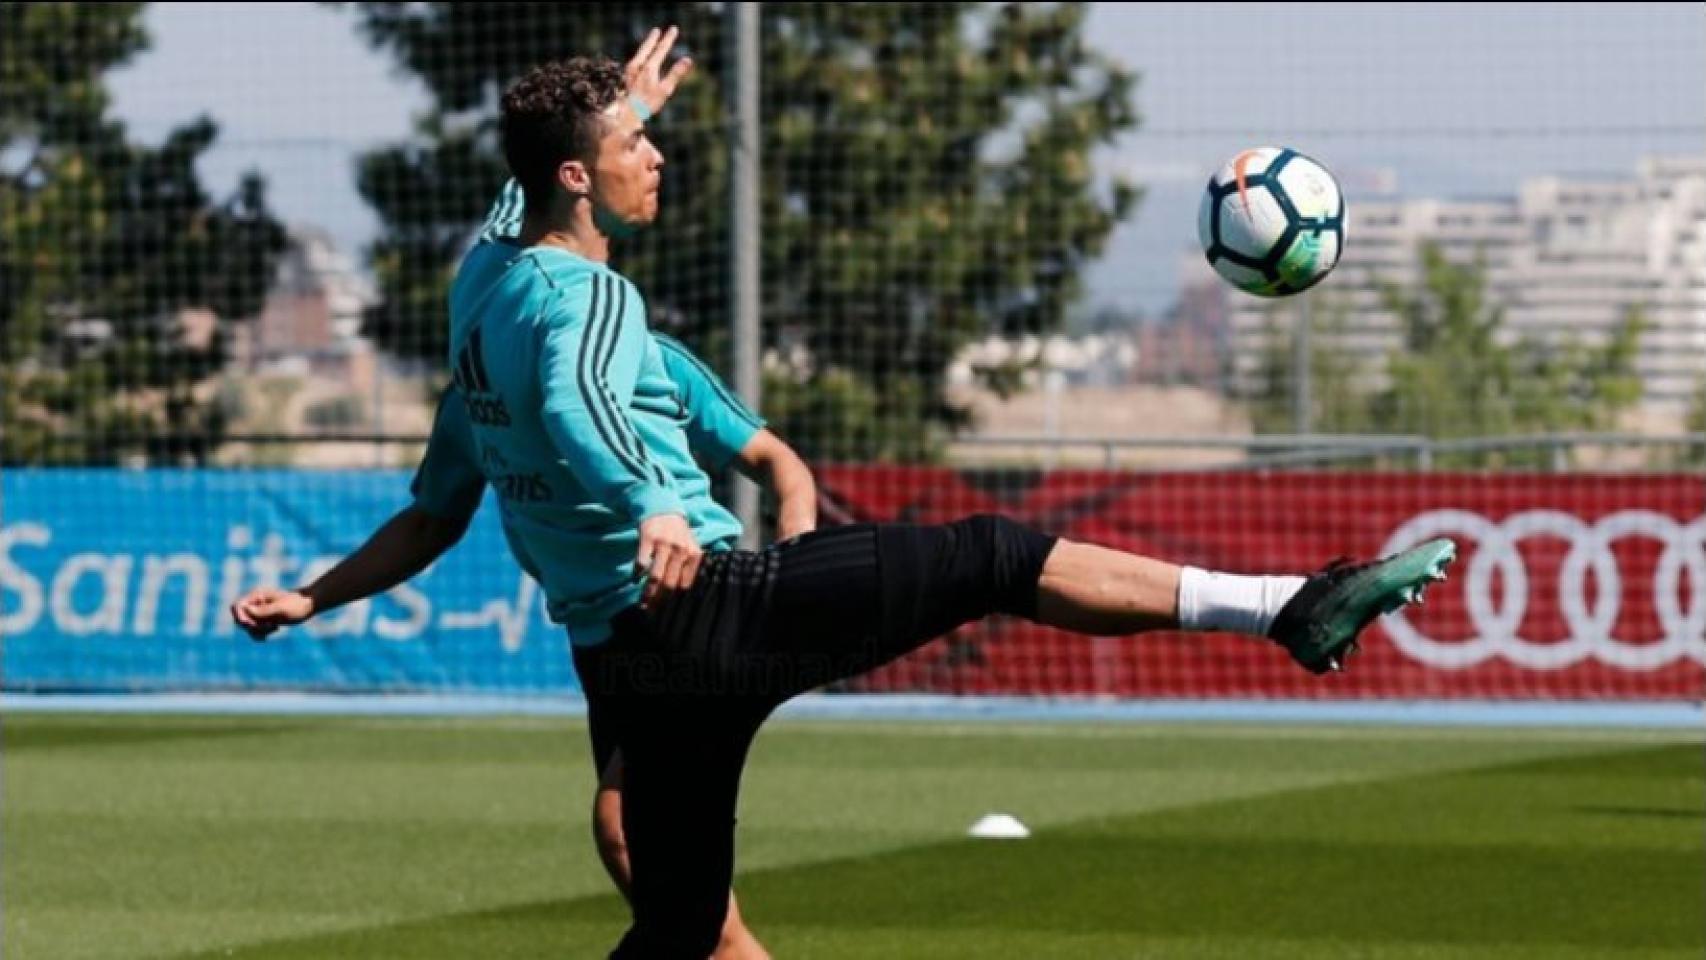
[531,258,641,327]
[653,334,735,397]
[511,247,600,287]
[651,331,694,361]
[651,333,708,375]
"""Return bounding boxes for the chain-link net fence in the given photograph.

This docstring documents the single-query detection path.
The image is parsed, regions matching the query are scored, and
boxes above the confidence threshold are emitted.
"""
[3,2,1702,700]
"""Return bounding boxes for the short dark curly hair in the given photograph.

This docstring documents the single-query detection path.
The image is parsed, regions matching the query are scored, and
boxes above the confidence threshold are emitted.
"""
[500,57,627,214]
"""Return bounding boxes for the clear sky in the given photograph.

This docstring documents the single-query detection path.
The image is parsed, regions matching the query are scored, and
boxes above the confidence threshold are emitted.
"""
[108,2,1705,314]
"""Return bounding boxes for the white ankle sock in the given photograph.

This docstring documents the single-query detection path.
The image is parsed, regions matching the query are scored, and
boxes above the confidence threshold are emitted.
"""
[1176,567,1307,637]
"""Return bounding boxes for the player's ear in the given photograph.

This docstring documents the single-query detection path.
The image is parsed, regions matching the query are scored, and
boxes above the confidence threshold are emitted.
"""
[557,159,591,197]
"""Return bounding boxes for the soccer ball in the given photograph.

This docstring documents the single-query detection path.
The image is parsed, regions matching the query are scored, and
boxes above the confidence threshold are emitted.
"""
[1197,146,1345,297]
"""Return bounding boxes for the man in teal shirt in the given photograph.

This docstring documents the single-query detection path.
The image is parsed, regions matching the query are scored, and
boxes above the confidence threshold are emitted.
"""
[234,28,1456,960]
[409,311,792,960]
[445,184,757,644]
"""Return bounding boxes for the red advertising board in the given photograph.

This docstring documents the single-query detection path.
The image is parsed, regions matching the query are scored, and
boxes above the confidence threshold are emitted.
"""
[816,467,1705,700]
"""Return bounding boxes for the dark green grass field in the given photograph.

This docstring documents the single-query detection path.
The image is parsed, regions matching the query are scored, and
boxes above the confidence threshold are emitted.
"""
[4,713,1701,958]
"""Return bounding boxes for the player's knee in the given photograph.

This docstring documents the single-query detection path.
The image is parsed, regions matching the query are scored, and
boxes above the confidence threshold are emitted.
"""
[953,513,1019,555]
[953,514,1055,617]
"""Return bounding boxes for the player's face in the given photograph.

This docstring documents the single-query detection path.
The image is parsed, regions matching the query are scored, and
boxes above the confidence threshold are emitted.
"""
[588,99,664,233]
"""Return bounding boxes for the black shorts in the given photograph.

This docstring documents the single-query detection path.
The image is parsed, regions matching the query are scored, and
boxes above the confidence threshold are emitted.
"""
[570,516,1058,959]
[573,517,1056,775]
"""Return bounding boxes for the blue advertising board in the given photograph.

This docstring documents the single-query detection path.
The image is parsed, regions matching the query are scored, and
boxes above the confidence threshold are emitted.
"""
[1,470,576,694]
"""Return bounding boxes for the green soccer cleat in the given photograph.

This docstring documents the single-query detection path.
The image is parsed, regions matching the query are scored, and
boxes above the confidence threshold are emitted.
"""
[1265,538,1458,675]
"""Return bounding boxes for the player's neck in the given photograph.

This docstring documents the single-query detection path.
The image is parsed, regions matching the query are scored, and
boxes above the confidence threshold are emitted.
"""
[520,210,610,263]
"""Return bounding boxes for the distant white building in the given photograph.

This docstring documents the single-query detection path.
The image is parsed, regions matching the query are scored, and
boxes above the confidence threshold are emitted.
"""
[1220,154,1706,416]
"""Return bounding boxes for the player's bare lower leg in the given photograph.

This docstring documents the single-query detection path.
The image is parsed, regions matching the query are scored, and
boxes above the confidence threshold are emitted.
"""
[716,894,769,960]
[1035,537,1308,637]
[1034,539,1182,635]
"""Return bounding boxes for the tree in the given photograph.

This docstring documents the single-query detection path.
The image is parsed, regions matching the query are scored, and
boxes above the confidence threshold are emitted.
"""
[1371,244,1643,462]
[343,2,1139,461]
[0,2,288,465]
[1244,297,1371,436]
[1244,242,1645,468]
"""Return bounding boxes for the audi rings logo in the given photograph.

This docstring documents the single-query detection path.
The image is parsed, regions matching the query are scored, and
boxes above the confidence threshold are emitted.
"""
[1380,510,1706,671]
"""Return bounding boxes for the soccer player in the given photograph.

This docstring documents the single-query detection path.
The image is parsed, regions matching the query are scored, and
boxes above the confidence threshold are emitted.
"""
[235,27,1456,959]
[234,357,793,960]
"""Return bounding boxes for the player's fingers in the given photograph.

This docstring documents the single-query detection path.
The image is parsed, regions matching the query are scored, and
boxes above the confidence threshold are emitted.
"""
[653,547,687,595]
[647,25,679,73]
[654,551,682,595]
[660,57,694,96]
[638,544,667,605]
[627,27,660,76]
[634,526,661,568]
[233,590,276,620]
[675,550,703,592]
[661,542,702,601]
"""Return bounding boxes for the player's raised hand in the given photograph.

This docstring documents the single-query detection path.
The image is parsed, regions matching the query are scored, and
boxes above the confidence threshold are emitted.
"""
[230,587,314,642]
[636,513,702,608]
[624,25,694,116]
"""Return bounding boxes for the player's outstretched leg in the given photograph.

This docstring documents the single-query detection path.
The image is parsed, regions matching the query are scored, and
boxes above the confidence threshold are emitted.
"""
[725,516,1459,708]
[1034,530,1457,673]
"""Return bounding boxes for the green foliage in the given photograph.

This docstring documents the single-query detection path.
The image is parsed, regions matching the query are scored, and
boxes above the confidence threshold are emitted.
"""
[1372,244,1644,448]
[1247,242,1646,468]
[1683,377,1706,467]
[343,2,1140,462]
[1246,298,1371,436]
[760,365,945,464]
[0,1,288,465]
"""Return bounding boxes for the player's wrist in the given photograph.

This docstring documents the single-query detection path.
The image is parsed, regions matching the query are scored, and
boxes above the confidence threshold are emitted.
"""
[631,487,686,525]
[639,511,690,534]
[296,586,324,618]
